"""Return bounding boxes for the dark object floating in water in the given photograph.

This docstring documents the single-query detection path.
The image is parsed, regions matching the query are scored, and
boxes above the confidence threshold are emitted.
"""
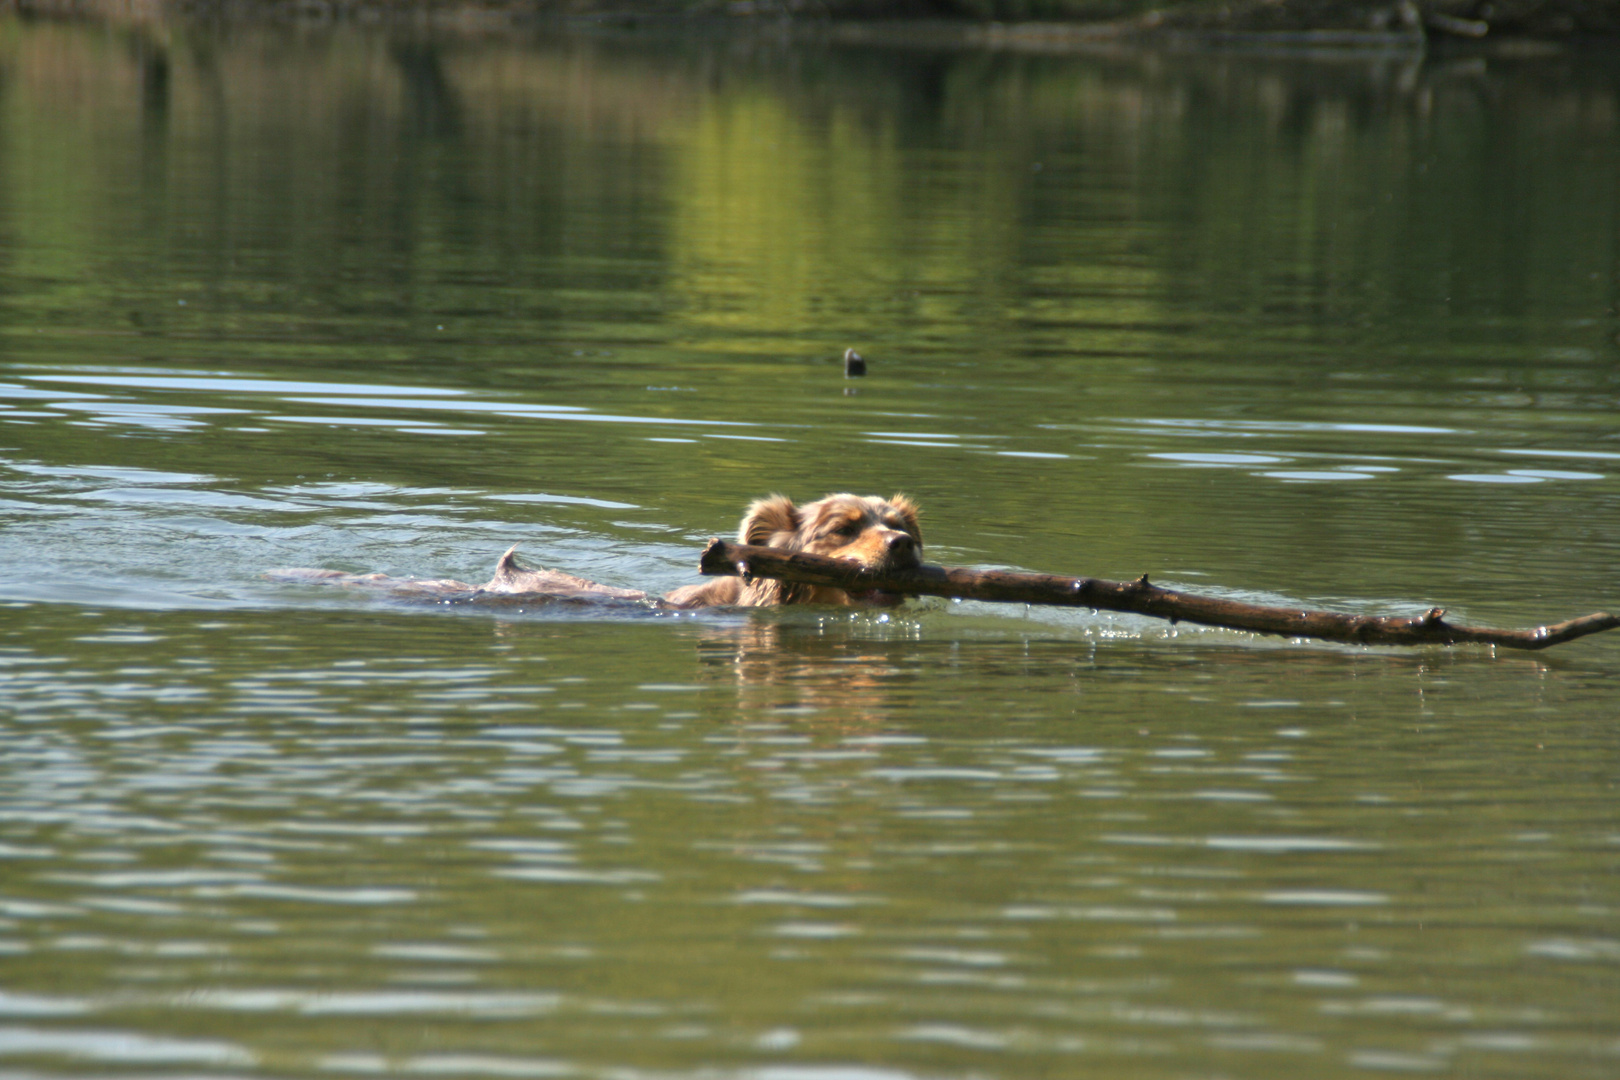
[843,348,866,377]
[698,538,1619,650]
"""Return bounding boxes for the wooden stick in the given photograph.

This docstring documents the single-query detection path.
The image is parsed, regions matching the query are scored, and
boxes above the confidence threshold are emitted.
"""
[698,539,1618,650]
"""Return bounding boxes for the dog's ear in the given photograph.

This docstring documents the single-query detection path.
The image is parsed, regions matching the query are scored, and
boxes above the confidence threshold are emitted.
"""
[889,494,921,540]
[739,494,801,548]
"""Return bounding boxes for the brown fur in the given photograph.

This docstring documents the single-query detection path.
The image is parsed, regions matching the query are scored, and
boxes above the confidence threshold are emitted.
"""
[664,493,922,609]
[270,493,922,611]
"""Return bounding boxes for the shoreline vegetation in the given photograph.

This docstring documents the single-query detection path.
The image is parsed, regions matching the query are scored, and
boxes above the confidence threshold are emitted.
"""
[2,0,1615,44]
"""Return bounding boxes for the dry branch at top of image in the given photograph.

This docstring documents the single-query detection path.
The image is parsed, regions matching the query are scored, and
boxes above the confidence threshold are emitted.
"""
[698,539,1619,650]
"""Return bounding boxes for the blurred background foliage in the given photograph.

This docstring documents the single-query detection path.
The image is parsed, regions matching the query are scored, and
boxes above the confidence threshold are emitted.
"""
[5,0,1617,36]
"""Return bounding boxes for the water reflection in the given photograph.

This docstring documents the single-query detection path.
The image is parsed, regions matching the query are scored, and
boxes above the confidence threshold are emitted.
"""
[0,600,1615,1075]
[691,618,928,730]
[3,15,1620,1080]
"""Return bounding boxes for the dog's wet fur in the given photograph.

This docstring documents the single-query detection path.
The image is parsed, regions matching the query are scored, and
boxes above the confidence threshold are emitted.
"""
[665,492,922,608]
[268,493,922,610]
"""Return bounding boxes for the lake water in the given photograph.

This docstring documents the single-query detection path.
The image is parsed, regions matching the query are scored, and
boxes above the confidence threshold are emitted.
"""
[2,18,1618,1079]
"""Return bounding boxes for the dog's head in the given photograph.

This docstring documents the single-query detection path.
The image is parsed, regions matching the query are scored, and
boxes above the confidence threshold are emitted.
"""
[736,493,922,606]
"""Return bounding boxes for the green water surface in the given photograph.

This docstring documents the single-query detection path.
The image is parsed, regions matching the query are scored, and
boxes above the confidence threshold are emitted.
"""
[0,20,1617,1080]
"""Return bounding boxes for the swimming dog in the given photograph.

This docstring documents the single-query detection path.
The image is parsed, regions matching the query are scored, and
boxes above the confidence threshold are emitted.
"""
[666,492,922,608]
[269,492,922,610]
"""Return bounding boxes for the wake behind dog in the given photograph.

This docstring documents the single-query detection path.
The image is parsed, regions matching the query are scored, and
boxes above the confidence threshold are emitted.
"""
[267,493,922,611]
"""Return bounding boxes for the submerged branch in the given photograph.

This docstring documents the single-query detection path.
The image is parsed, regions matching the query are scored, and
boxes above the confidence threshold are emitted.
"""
[699,539,1618,650]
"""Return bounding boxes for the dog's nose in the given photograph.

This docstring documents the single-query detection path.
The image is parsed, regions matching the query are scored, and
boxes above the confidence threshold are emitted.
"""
[883,530,917,560]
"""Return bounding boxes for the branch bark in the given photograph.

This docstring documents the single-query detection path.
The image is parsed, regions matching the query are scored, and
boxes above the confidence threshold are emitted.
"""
[699,539,1618,650]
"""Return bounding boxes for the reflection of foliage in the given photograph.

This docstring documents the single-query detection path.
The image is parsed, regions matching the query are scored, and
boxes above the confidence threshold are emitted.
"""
[2,19,1617,598]
[4,20,1614,367]
[665,85,1024,353]
[13,0,1615,33]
